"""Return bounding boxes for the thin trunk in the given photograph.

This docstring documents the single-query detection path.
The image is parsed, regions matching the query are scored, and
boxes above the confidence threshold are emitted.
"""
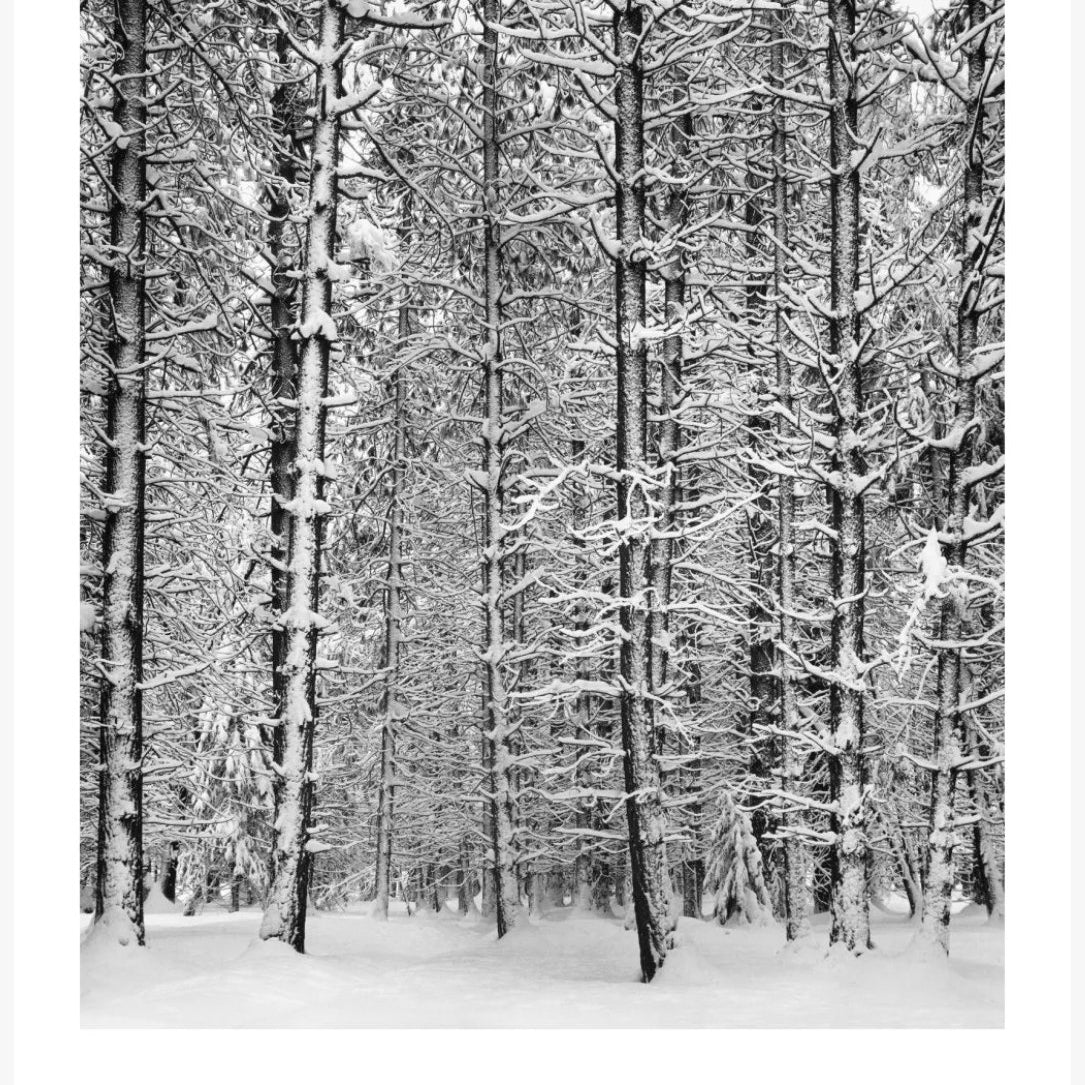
[656,105,702,926]
[429,863,441,912]
[569,431,597,911]
[770,18,809,943]
[508,543,530,905]
[677,469,706,920]
[894,833,922,920]
[259,0,346,952]
[478,0,522,938]
[160,842,179,903]
[458,838,476,915]
[825,0,871,954]
[681,850,704,920]
[918,0,993,953]
[647,108,691,712]
[479,735,497,919]
[741,136,777,865]
[963,672,1004,919]
[527,872,545,918]
[265,17,300,889]
[968,761,1004,920]
[613,2,672,982]
[95,0,148,948]
[373,315,409,920]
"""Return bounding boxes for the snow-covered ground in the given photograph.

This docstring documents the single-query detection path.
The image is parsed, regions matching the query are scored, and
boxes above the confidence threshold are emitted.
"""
[81,900,1003,1028]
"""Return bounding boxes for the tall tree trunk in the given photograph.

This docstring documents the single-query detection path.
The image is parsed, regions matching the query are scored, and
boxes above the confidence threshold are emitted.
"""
[265,17,301,891]
[918,0,994,953]
[568,432,599,911]
[770,17,809,944]
[95,0,148,948]
[160,841,179,903]
[889,823,922,920]
[259,0,346,952]
[656,104,703,925]
[825,0,871,954]
[740,129,777,869]
[479,0,521,938]
[647,107,690,714]
[677,461,705,919]
[967,759,1004,921]
[647,93,691,787]
[678,726,704,921]
[613,1,672,982]
[458,837,476,915]
[373,308,409,920]
[479,734,498,920]
[508,543,530,906]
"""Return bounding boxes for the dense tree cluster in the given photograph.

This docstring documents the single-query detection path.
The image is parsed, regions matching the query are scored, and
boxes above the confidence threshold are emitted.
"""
[81,0,1005,978]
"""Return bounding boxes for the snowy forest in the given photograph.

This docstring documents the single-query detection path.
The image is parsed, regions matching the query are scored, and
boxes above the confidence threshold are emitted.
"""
[79,0,1006,1027]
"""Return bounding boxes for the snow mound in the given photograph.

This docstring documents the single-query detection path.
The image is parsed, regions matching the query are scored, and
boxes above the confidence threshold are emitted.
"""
[241,935,303,960]
[143,886,180,914]
[654,939,721,987]
[776,935,825,965]
[81,908,142,952]
[900,931,955,968]
[82,905,1003,1028]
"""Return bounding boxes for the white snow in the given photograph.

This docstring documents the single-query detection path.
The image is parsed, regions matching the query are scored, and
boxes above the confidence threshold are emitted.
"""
[345,218,398,272]
[920,526,949,600]
[298,310,338,342]
[81,902,1002,1027]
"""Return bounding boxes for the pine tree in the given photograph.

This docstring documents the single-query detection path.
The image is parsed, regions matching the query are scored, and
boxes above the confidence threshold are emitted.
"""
[93,0,150,948]
[612,0,674,982]
[260,0,350,952]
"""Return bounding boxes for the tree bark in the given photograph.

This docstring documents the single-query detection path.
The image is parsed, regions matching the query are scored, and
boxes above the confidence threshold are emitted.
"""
[918,0,994,953]
[259,0,346,952]
[95,0,148,948]
[373,304,410,920]
[740,131,777,871]
[568,432,605,912]
[160,842,179,903]
[477,0,522,939]
[458,837,477,915]
[967,761,1004,921]
[613,1,673,982]
[824,0,872,954]
[647,106,691,716]
[770,17,809,944]
[264,15,301,891]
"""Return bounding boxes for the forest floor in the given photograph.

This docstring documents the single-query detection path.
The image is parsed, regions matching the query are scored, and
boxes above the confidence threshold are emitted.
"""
[80,897,1003,1028]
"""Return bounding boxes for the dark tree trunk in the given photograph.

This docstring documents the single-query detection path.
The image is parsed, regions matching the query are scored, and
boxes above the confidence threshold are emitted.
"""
[918,0,1003,951]
[374,320,409,920]
[476,0,522,939]
[824,0,872,954]
[263,13,301,893]
[160,842,179,903]
[95,0,148,949]
[769,12,809,943]
[259,0,346,952]
[612,1,673,982]
[458,837,476,915]
[681,858,705,920]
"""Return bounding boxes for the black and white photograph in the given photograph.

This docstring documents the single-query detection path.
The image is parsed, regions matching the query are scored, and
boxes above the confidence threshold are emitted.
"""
[2,0,1076,1066]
